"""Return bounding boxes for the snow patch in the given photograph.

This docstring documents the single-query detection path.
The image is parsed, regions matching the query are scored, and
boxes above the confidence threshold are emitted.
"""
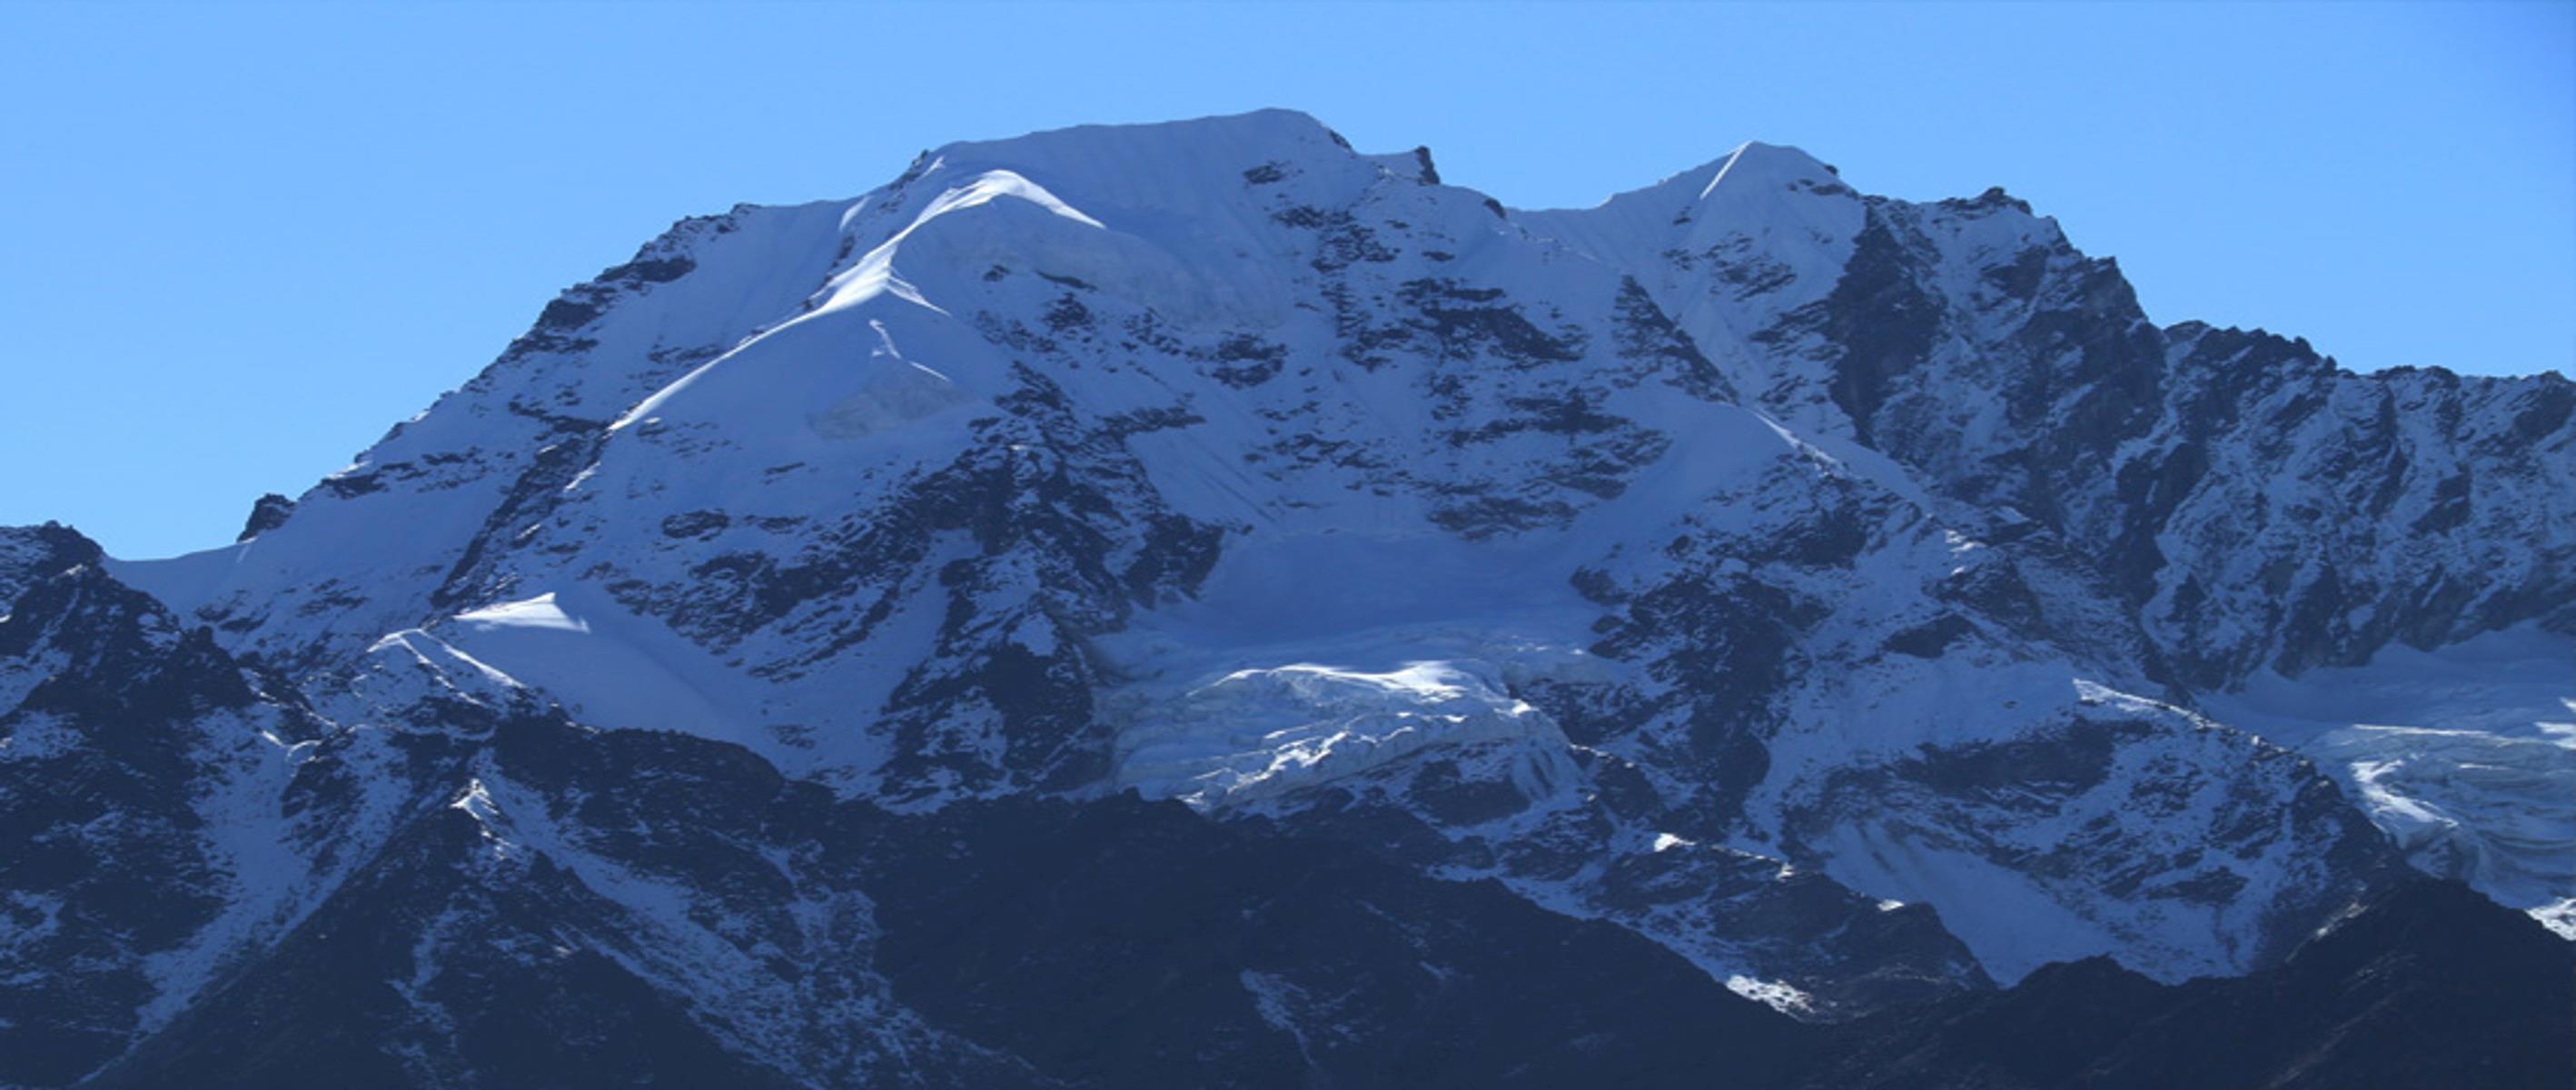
[1238,970,1314,1061]
[2532,897,2576,941]
[1724,975,1815,1016]
[454,592,590,634]
[431,587,759,749]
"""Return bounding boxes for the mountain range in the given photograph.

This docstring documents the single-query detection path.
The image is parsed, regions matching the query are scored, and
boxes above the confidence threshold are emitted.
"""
[5,109,2569,1087]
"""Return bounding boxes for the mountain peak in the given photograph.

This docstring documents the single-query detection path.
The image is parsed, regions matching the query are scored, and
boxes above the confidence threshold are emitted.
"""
[1699,140,1841,199]
[0,521,105,603]
[906,108,1365,204]
[937,106,1342,154]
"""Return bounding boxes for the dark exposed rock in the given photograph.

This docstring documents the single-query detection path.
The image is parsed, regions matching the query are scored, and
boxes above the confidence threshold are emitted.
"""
[1200,333,1289,388]
[1409,144,1441,185]
[0,540,319,1086]
[1395,278,1585,366]
[236,492,298,541]
[1810,213,1943,448]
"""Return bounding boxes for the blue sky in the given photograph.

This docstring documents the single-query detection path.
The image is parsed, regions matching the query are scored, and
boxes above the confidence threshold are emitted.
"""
[4,1,2569,559]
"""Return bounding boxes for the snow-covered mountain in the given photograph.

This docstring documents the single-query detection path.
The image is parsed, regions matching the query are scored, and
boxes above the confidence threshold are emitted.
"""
[9,110,2570,1085]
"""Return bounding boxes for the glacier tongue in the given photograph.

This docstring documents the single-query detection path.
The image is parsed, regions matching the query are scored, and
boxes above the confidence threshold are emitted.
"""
[1114,659,1572,808]
[2202,625,2576,936]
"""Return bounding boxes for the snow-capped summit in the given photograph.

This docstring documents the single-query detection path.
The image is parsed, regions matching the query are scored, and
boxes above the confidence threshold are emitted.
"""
[14,110,2572,1086]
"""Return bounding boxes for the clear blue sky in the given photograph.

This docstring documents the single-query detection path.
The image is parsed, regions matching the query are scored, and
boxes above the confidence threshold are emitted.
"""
[4,2,2569,559]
